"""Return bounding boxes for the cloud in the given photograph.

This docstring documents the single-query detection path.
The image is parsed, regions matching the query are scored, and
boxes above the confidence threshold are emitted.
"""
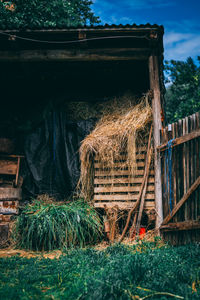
[164,32,192,47]
[164,32,200,61]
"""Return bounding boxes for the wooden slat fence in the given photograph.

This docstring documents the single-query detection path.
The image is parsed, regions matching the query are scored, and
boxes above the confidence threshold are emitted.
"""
[158,112,200,245]
[93,145,155,212]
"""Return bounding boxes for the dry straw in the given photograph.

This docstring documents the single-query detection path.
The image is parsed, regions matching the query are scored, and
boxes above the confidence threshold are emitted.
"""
[79,93,152,201]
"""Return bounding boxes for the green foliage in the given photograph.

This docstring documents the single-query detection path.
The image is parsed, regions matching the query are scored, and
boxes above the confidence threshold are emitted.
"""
[14,198,103,251]
[0,243,200,299]
[0,0,100,29]
[165,57,200,123]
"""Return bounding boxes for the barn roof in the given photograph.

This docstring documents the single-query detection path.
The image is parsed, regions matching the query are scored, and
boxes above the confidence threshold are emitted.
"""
[0,24,164,56]
[1,23,164,31]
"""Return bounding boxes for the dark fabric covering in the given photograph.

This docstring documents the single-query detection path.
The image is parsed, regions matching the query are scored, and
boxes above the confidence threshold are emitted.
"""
[23,111,95,199]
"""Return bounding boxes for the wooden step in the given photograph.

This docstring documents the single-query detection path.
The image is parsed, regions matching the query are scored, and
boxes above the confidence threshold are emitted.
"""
[0,187,22,200]
[95,153,146,162]
[0,160,18,175]
[94,184,154,193]
[94,176,154,184]
[95,162,145,169]
[94,201,155,210]
[95,169,154,176]
[93,193,155,201]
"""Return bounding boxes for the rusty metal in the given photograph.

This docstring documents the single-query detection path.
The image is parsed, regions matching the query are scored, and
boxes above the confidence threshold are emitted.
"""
[0,200,19,214]
[149,30,158,39]
[0,186,21,245]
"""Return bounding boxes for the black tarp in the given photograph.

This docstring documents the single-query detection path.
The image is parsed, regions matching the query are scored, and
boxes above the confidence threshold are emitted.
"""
[23,111,96,199]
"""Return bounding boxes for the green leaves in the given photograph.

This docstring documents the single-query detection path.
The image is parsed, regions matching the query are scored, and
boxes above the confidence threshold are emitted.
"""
[0,0,100,29]
[165,57,200,123]
[14,198,103,251]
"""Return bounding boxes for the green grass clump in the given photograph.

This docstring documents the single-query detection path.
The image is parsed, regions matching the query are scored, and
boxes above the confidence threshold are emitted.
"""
[0,243,200,300]
[14,198,103,251]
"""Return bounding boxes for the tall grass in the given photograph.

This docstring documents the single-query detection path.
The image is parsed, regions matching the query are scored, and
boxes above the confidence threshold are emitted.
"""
[14,197,103,251]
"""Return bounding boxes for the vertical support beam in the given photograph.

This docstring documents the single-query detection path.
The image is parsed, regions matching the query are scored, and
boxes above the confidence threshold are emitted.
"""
[15,157,21,187]
[149,55,163,229]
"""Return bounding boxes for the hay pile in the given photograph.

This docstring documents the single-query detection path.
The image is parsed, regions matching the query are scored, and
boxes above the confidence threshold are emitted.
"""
[79,93,153,200]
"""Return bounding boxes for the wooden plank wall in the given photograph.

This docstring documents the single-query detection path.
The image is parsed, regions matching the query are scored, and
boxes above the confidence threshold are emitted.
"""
[160,112,200,245]
[93,145,155,212]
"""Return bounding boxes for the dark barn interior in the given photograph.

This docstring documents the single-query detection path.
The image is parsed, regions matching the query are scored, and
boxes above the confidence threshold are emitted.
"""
[0,24,162,198]
[0,25,166,245]
[0,60,150,132]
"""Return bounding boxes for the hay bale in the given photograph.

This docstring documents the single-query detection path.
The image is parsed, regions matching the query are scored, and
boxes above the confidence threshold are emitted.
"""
[79,93,153,200]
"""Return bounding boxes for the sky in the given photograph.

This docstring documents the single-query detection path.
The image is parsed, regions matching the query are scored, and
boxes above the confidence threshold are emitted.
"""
[92,0,200,62]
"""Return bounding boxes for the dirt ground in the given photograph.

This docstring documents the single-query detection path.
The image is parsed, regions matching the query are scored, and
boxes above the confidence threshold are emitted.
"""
[0,229,162,259]
[0,248,63,259]
[0,244,111,259]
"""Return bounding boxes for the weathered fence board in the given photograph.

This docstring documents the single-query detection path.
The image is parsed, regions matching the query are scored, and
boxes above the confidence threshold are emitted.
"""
[158,112,200,245]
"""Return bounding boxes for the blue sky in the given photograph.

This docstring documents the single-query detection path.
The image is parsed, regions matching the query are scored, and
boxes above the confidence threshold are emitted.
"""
[92,0,200,61]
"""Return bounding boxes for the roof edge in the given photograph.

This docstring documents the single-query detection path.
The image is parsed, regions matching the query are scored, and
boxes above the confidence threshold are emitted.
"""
[1,23,164,33]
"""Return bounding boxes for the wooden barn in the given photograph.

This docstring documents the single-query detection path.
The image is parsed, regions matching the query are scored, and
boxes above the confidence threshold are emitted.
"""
[0,24,199,245]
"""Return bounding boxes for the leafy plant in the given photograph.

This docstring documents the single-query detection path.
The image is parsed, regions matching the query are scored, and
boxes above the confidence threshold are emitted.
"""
[14,197,103,251]
[0,0,100,29]
[165,56,200,123]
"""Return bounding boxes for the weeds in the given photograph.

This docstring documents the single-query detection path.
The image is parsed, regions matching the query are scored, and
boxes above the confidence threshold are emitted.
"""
[14,197,103,251]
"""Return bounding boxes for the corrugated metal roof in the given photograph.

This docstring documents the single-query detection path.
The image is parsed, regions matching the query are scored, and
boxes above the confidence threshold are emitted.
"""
[2,23,164,32]
[71,23,164,29]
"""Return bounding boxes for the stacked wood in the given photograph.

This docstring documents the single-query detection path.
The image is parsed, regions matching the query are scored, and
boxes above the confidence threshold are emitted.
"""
[0,187,22,248]
[0,155,23,187]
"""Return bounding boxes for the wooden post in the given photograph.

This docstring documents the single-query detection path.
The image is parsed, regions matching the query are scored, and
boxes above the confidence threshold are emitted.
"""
[149,55,163,229]
[15,157,21,187]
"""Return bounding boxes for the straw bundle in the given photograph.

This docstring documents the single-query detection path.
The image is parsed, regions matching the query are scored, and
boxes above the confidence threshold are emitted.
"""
[79,93,152,200]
